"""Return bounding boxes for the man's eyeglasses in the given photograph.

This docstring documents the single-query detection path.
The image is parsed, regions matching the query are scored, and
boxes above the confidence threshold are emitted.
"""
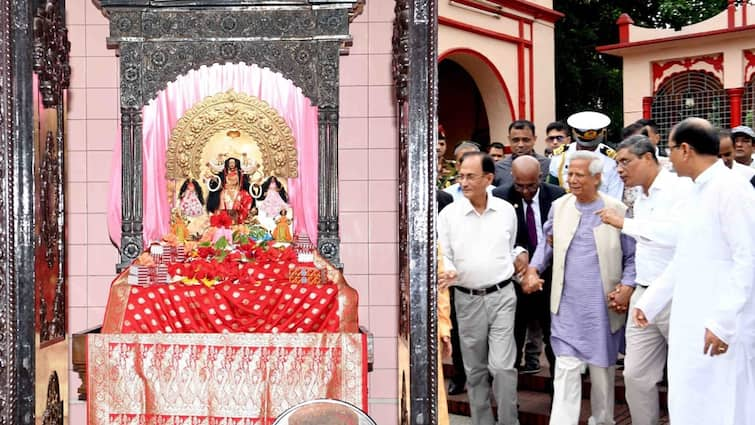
[616,157,637,169]
[546,135,566,142]
[457,173,484,182]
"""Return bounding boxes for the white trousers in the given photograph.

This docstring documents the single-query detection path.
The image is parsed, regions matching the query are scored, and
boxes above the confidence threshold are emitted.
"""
[623,287,670,425]
[549,356,615,425]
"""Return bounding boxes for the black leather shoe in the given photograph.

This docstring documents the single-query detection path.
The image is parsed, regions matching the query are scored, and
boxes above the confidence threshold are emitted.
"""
[447,382,466,395]
[519,363,541,374]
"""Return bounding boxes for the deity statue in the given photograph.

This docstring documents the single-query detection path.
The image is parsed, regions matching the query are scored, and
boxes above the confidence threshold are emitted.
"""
[273,209,293,243]
[258,176,289,219]
[177,178,205,219]
[206,157,254,224]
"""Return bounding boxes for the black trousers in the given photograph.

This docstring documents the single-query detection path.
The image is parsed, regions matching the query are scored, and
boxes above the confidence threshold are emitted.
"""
[449,287,466,385]
[513,280,555,378]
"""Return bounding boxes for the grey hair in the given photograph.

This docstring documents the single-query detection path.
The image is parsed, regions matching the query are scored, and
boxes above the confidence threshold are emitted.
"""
[569,150,603,175]
[454,141,480,155]
[617,135,658,163]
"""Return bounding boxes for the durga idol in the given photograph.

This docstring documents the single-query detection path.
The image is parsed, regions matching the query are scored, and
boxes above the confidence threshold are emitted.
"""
[206,157,253,224]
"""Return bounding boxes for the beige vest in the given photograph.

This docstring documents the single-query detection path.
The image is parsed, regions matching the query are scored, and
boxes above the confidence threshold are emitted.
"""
[550,193,628,332]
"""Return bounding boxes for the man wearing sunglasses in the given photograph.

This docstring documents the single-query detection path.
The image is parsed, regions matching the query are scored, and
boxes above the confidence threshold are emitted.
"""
[544,121,571,157]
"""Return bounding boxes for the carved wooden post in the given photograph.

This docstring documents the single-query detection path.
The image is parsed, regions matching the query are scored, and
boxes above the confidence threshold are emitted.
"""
[394,0,438,424]
[1,0,37,422]
[118,106,144,270]
[317,107,341,267]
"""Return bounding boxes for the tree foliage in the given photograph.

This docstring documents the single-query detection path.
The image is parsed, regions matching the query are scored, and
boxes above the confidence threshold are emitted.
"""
[553,0,731,140]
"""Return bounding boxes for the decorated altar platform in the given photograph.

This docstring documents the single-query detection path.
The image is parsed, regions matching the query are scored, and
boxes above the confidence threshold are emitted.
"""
[84,238,369,425]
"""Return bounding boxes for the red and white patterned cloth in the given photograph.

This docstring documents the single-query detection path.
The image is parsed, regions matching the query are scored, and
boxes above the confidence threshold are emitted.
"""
[87,333,368,425]
[104,280,341,334]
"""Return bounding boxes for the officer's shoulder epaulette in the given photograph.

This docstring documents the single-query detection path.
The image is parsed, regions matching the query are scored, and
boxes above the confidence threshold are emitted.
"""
[600,145,617,159]
[552,144,567,156]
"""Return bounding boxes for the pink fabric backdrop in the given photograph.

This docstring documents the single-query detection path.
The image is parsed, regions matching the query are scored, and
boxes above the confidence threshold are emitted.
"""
[107,62,319,246]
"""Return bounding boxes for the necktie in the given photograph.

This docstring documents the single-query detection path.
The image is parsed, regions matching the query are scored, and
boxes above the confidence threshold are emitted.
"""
[525,200,538,250]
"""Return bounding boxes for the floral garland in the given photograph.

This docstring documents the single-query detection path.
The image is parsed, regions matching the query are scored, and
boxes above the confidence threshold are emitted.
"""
[167,211,297,287]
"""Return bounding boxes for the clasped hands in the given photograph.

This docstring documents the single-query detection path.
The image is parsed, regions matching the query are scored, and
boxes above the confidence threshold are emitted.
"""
[607,283,633,313]
[521,267,544,294]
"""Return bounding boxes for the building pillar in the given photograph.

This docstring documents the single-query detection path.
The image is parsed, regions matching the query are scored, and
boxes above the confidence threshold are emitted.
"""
[642,96,653,120]
[727,87,745,127]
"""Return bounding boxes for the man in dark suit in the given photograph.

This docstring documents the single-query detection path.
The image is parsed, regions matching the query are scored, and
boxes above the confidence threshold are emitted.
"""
[493,155,565,379]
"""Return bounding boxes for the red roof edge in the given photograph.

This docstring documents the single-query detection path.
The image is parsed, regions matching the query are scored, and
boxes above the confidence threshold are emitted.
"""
[485,0,564,23]
[597,24,755,55]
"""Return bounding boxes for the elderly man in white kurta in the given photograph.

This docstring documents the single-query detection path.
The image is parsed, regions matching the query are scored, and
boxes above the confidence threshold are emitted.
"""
[634,118,755,425]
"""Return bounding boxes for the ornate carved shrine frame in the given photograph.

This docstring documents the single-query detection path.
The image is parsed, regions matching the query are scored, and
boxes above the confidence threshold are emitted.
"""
[33,0,69,349]
[0,0,38,423]
[99,0,361,270]
[393,0,439,424]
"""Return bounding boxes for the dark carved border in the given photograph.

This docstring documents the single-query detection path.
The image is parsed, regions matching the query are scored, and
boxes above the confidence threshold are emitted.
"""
[32,0,70,108]
[102,4,352,270]
[2,0,37,422]
[395,0,438,424]
[0,0,12,420]
[33,0,69,347]
[41,371,63,425]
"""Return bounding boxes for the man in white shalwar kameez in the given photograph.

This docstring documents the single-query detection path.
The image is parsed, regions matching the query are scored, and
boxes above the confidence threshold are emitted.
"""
[634,117,755,425]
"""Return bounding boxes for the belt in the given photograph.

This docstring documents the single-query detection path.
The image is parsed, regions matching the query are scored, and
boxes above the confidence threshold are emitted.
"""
[455,278,513,296]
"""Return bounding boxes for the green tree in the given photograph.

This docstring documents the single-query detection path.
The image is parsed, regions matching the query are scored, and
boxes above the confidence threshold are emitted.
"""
[553,0,731,142]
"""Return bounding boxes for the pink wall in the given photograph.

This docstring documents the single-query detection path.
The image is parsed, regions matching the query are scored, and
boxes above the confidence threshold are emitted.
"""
[64,1,399,424]
[65,0,121,422]
[338,3,399,424]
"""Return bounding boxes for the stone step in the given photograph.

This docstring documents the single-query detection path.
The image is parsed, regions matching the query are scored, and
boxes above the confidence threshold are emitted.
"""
[443,364,669,424]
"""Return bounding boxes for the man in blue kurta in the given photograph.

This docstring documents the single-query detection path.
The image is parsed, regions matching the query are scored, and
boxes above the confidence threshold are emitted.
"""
[524,150,636,425]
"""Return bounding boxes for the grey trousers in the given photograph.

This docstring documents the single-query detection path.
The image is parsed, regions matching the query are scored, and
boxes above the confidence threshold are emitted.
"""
[455,284,519,425]
[624,286,671,425]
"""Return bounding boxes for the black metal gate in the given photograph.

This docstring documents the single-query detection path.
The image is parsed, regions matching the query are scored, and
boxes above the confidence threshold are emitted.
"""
[651,71,729,148]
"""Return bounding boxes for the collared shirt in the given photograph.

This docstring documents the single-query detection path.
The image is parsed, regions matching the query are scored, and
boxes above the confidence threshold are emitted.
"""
[621,168,693,286]
[548,142,624,199]
[438,194,525,289]
[442,182,495,201]
[730,160,755,182]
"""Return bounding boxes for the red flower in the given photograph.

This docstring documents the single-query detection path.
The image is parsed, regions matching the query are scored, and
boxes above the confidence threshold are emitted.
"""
[210,211,233,228]
[197,246,216,259]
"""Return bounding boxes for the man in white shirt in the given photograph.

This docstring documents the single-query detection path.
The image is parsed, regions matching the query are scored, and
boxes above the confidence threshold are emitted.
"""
[634,118,755,425]
[444,141,494,200]
[719,129,755,186]
[438,152,527,425]
[596,135,693,425]
[731,125,755,168]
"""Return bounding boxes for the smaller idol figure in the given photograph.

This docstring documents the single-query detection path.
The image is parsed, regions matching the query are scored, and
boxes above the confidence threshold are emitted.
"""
[177,178,205,218]
[273,209,293,243]
[206,157,254,224]
[258,176,289,219]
